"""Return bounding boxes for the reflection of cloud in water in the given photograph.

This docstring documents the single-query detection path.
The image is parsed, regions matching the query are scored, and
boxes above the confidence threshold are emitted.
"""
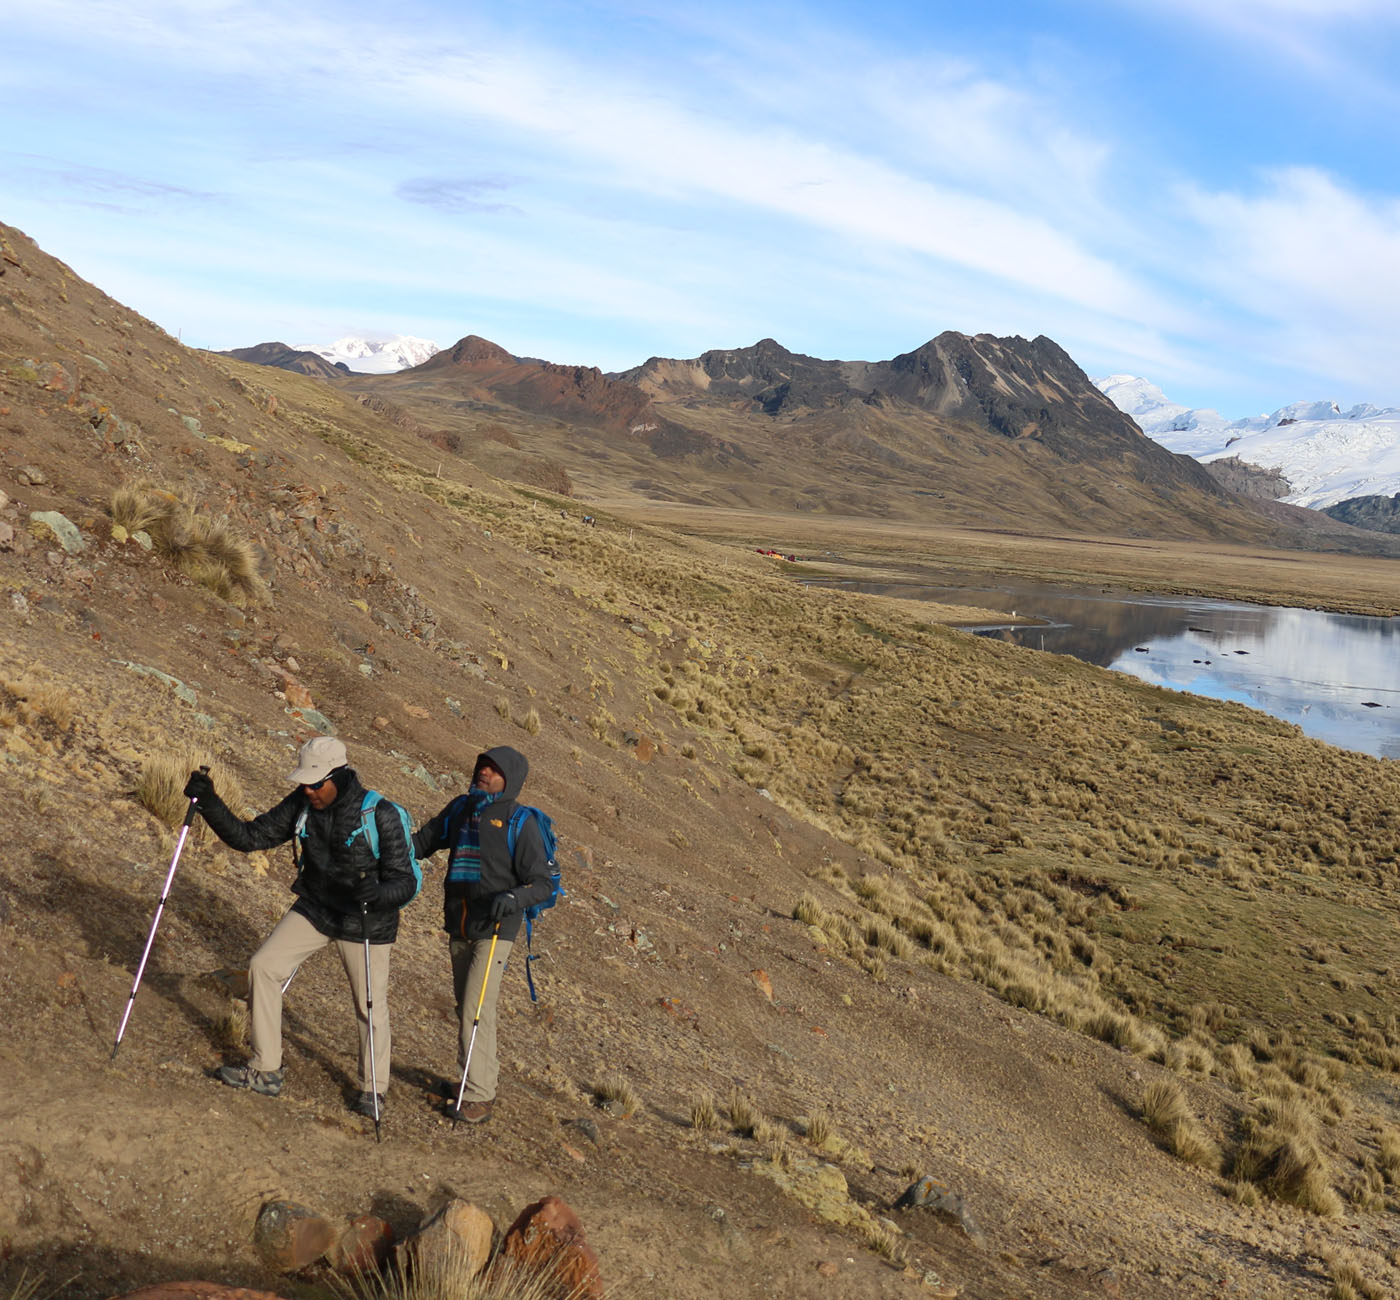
[1107,606,1400,758]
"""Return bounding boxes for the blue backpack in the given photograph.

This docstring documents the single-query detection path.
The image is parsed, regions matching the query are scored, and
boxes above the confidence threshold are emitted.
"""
[296,790,423,900]
[506,805,563,1001]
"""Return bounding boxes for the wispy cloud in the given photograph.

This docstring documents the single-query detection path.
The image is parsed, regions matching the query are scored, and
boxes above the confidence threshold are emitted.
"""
[4,0,1400,412]
[395,176,522,216]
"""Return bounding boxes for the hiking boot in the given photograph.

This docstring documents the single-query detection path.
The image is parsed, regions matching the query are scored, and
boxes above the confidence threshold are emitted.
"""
[352,1090,386,1118]
[449,1099,493,1124]
[218,1063,283,1096]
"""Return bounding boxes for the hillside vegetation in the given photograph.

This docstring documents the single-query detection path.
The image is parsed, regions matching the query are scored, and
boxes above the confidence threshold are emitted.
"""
[3,220,1400,1299]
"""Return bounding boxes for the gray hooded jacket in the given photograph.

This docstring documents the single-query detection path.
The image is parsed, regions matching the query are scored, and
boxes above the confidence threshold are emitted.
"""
[412,745,552,942]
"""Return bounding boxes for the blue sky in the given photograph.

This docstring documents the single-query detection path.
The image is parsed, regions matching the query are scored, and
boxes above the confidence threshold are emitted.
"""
[4,0,1400,417]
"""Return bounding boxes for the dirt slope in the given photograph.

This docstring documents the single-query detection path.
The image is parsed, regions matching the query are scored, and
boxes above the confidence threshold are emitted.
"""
[3,220,1400,1300]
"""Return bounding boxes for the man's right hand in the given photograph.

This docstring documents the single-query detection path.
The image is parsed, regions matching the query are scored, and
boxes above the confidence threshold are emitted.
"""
[184,770,215,802]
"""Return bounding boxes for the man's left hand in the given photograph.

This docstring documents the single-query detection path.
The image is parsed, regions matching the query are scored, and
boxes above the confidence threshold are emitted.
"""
[353,875,382,907]
[489,891,519,921]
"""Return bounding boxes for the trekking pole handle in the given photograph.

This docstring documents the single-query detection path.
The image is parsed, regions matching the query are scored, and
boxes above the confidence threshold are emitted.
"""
[181,765,210,828]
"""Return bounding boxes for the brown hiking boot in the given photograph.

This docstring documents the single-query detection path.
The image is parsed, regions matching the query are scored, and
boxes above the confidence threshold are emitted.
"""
[450,1099,493,1123]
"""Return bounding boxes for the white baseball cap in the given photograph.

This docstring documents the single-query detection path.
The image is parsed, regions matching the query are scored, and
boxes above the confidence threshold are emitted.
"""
[289,735,347,785]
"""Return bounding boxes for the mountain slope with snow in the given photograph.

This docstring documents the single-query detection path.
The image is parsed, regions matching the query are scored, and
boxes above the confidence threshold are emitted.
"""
[298,334,440,373]
[1093,375,1400,509]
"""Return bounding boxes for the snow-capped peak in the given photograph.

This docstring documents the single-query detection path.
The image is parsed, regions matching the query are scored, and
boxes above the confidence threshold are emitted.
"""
[297,334,441,374]
[1092,375,1400,509]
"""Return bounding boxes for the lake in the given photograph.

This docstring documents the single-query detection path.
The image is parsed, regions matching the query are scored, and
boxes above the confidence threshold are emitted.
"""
[824,580,1400,759]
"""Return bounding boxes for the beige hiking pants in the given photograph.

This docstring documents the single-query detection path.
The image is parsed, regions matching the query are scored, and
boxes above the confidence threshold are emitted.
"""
[450,934,513,1102]
[248,907,391,1095]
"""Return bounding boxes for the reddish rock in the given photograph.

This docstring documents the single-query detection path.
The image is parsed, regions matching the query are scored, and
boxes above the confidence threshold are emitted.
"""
[111,1286,286,1300]
[751,968,774,1002]
[327,1214,395,1274]
[632,735,655,763]
[283,682,314,710]
[501,1196,604,1300]
[252,1199,336,1271]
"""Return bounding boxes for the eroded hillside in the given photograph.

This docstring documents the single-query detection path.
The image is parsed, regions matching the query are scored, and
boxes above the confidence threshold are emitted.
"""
[4,221,1400,1300]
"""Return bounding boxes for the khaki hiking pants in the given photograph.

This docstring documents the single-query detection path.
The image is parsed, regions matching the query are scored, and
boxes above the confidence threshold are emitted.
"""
[450,934,513,1103]
[248,908,392,1095]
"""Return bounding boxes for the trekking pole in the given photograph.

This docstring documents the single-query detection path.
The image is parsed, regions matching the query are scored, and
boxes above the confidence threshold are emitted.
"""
[112,766,207,1058]
[361,899,381,1143]
[452,924,500,1128]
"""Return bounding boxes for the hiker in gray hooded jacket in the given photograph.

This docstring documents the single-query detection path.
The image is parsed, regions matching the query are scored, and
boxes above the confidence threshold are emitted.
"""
[412,745,552,1123]
[184,736,417,1116]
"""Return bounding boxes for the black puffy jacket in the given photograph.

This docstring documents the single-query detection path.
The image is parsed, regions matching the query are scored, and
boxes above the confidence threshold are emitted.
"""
[197,768,417,943]
[413,745,552,942]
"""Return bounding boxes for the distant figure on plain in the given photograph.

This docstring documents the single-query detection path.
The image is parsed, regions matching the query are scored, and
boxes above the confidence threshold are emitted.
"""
[184,737,418,1116]
[412,746,553,1124]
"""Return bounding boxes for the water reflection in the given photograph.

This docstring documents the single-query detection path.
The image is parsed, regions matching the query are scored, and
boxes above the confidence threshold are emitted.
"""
[827,580,1400,759]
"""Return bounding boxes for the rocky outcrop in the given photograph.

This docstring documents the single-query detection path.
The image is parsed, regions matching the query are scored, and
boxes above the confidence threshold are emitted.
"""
[1322,491,1400,535]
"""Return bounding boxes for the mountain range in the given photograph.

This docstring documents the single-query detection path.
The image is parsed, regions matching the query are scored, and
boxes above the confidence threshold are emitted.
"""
[1094,374,1400,515]
[228,330,1399,553]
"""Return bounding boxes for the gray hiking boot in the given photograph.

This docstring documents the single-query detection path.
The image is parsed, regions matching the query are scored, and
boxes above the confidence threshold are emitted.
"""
[218,1063,284,1096]
[352,1090,385,1118]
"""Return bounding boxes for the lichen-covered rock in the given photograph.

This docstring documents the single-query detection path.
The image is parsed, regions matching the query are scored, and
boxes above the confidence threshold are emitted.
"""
[30,510,84,554]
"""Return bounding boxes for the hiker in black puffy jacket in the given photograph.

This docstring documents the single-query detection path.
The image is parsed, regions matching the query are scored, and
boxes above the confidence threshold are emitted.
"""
[413,744,551,1123]
[184,736,417,1117]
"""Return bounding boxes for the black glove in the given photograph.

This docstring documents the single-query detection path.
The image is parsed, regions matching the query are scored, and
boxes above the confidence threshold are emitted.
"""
[353,875,382,907]
[184,770,215,802]
[489,891,519,922]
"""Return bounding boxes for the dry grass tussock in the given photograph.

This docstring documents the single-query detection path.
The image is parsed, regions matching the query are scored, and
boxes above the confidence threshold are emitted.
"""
[137,751,246,829]
[592,1073,639,1118]
[1140,1078,1221,1171]
[689,1092,720,1132]
[110,481,264,605]
[0,671,80,732]
[1232,1094,1342,1216]
[330,1235,597,1300]
[1322,1246,1389,1300]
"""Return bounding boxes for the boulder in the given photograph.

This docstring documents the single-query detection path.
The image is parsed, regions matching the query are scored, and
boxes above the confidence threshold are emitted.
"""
[500,1196,604,1300]
[893,1174,987,1248]
[326,1213,395,1274]
[403,1198,495,1280]
[252,1199,337,1271]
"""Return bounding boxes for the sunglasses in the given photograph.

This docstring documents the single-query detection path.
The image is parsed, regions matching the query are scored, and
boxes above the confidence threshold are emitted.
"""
[301,773,335,792]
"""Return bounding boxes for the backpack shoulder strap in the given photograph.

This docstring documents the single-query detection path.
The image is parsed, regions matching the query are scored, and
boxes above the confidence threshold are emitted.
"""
[348,789,383,857]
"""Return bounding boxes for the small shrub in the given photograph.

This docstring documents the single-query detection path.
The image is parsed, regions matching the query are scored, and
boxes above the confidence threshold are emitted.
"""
[494,697,511,720]
[519,707,541,736]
